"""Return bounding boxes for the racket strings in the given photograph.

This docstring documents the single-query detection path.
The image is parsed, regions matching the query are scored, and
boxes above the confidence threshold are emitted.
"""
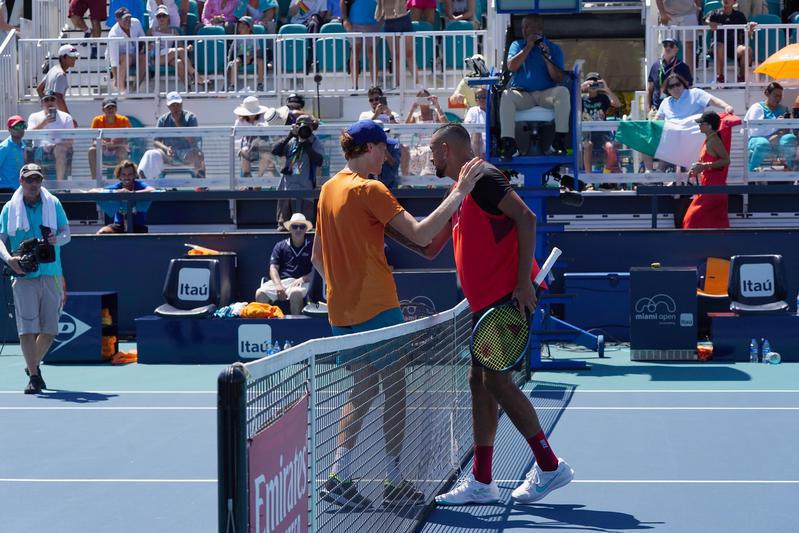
[472,306,529,371]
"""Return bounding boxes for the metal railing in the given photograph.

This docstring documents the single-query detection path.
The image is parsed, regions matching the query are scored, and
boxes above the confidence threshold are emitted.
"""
[648,23,798,90]
[31,0,68,39]
[0,31,17,123]
[17,29,485,101]
[11,122,485,190]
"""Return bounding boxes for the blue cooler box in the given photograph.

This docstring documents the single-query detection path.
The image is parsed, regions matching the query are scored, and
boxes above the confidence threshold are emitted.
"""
[563,272,630,341]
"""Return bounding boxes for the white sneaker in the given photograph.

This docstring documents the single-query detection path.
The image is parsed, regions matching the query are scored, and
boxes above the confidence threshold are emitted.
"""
[511,458,574,503]
[435,473,500,506]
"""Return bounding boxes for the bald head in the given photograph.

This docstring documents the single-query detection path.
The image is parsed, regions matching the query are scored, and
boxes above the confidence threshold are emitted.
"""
[432,123,472,148]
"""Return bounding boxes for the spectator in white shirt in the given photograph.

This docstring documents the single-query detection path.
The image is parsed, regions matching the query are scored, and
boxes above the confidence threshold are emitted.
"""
[26,92,75,180]
[146,0,180,28]
[463,86,486,157]
[358,86,401,123]
[106,7,147,93]
[289,0,326,32]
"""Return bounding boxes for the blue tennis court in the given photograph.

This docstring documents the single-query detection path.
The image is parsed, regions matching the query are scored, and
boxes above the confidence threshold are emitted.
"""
[1,345,797,532]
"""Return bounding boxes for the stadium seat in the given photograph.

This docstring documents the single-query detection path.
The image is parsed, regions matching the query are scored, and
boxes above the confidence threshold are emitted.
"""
[751,14,786,62]
[412,21,434,69]
[697,257,731,338]
[316,22,350,73]
[155,258,223,318]
[444,111,461,123]
[728,254,790,315]
[443,20,476,69]
[702,0,721,17]
[195,25,227,76]
[278,23,308,74]
[767,0,781,16]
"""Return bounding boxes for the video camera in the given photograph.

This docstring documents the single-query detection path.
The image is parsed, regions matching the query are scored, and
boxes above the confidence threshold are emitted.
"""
[3,226,56,277]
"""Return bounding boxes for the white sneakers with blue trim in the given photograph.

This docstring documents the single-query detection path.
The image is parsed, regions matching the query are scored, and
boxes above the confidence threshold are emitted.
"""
[511,458,574,503]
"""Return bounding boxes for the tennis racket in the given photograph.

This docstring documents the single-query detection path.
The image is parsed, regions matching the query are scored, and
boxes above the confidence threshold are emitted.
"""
[470,247,562,372]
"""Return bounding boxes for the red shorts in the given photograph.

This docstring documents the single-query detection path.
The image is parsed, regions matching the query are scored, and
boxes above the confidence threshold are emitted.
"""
[68,0,107,21]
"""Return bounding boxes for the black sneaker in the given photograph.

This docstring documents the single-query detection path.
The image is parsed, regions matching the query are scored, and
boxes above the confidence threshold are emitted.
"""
[24,374,45,395]
[321,475,371,509]
[500,137,517,162]
[383,479,425,507]
[25,367,46,390]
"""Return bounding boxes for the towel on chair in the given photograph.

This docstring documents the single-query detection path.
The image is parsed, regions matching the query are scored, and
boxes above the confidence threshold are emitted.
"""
[6,186,58,237]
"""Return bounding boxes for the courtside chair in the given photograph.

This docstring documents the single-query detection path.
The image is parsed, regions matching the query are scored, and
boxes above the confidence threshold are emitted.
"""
[697,257,731,337]
[728,254,790,315]
[155,259,222,318]
[412,20,435,70]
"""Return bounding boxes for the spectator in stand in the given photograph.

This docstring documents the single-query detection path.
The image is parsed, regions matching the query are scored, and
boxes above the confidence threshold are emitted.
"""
[138,92,206,179]
[146,0,180,28]
[90,160,156,234]
[655,0,701,73]
[68,0,105,56]
[737,0,766,20]
[744,82,797,172]
[442,0,477,28]
[281,93,310,125]
[236,0,278,32]
[255,213,314,314]
[27,92,75,181]
[288,0,326,32]
[464,86,486,157]
[342,0,380,89]
[705,0,757,83]
[0,115,26,192]
[149,6,205,87]
[405,89,448,124]
[107,7,147,93]
[0,2,14,41]
[499,14,569,159]
[271,115,324,230]
[226,16,265,91]
[88,98,131,180]
[359,86,401,123]
[647,38,693,118]
[234,95,281,177]
[325,0,340,22]
[655,73,734,120]
[373,120,400,188]
[377,0,416,87]
[580,72,621,173]
[36,45,79,120]
[408,0,436,27]
[201,0,237,31]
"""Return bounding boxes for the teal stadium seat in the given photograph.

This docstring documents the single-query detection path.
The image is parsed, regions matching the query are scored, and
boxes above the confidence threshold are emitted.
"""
[751,14,785,62]
[278,0,291,23]
[412,21,434,69]
[767,0,780,16]
[195,25,227,75]
[444,111,461,123]
[186,0,200,34]
[702,0,721,17]
[316,22,350,73]
[278,24,308,74]
[443,20,475,69]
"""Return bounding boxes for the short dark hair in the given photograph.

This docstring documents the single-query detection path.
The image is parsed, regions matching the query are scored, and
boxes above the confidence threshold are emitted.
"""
[663,73,689,94]
[433,123,471,146]
[114,159,138,179]
[367,86,383,98]
[340,132,371,160]
[765,81,784,95]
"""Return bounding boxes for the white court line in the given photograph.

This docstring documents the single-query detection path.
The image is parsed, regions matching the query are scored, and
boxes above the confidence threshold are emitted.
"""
[0,407,215,411]
[495,479,799,484]
[529,390,799,393]
[0,478,216,483]
[0,391,216,394]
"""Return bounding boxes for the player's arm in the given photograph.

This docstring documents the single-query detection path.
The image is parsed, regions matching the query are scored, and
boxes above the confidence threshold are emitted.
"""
[498,190,538,315]
[311,231,325,281]
[385,219,452,259]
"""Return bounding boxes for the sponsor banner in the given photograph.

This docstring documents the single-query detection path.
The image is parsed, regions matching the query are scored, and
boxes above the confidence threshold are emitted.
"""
[238,324,274,359]
[630,267,697,352]
[177,267,211,301]
[739,263,775,298]
[249,394,309,533]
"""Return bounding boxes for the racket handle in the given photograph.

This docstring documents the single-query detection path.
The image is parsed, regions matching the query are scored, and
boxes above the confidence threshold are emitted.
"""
[534,247,562,287]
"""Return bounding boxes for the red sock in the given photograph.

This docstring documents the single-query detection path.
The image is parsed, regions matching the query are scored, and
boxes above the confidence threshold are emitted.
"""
[526,431,558,471]
[472,445,493,484]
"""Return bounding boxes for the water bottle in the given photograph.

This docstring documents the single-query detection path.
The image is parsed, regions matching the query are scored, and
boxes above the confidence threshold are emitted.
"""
[266,342,275,356]
[749,338,759,363]
[761,339,771,364]
[283,340,292,351]
[272,341,281,354]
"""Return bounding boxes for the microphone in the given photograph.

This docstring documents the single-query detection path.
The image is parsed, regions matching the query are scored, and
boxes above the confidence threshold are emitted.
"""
[533,37,544,47]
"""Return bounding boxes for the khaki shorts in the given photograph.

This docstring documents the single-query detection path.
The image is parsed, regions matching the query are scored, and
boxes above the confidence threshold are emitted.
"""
[12,276,64,336]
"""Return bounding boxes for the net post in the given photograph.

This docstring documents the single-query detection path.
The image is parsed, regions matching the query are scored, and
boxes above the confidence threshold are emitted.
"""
[218,365,247,533]
[308,353,318,532]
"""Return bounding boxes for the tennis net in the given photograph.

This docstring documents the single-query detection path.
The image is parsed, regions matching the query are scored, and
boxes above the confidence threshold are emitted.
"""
[218,299,529,533]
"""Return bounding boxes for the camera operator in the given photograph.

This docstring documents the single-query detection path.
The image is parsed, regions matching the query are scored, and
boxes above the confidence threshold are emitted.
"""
[0,164,70,394]
[271,114,324,231]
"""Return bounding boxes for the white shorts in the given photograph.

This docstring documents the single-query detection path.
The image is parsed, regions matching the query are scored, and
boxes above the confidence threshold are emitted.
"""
[255,277,309,302]
[12,276,64,336]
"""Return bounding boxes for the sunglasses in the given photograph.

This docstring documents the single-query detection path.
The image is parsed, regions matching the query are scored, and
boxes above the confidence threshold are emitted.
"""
[667,83,682,89]
[42,97,56,102]
[368,97,382,103]
[475,95,487,100]
[23,176,43,184]
[290,224,306,230]
[156,13,169,17]
[11,123,26,130]
[663,43,676,48]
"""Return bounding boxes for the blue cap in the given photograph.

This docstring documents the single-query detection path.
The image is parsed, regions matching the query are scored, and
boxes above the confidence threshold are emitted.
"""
[346,120,398,147]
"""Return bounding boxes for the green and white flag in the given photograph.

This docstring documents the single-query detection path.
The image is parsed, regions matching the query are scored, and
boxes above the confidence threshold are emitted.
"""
[615,114,705,168]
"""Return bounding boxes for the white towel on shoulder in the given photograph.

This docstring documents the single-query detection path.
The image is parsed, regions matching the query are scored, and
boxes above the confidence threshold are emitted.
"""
[6,186,58,237]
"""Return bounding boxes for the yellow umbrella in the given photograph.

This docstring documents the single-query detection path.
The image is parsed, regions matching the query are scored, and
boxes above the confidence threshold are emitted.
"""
[754,43,799,79]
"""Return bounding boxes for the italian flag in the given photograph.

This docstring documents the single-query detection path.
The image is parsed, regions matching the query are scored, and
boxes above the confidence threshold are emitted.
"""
[615,114,705,168]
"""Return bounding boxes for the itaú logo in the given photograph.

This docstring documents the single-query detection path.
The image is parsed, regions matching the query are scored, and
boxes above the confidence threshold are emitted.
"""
[238,324,273,359]
[177,268,210,301]
[739,264,775,297]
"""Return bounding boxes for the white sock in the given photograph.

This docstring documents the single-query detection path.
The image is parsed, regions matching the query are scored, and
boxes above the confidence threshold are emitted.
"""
[332,447,351,480]
[385,454,402,484]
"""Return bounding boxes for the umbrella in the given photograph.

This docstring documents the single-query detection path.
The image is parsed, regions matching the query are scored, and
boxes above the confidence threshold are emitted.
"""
[754,43,799,79]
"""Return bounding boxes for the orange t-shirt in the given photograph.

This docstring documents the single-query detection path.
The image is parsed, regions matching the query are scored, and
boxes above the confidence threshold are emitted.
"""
[317,169,405,327]
[90,114,132,129]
